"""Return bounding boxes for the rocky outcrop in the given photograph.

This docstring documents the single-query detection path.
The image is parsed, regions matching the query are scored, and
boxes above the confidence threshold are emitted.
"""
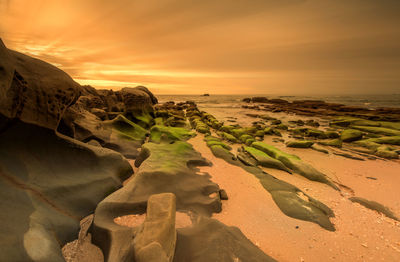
[0,39,134,261]
[91,138,222,261]
[0,39,81,130]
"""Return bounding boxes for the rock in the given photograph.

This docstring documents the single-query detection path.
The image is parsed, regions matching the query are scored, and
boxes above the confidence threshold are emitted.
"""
[341,129,364,142]
[0,120,132,262]
[219,189,229,200]
[251,97,270,103]
[120,87,155,115]
[252,142,338,190]
[318,138,343,148]
[134,193,177,262]
[311,144,329,154]
[286,140,314,148]
[219,132,239,143]
[0,40,81,130]
[92,140,221,261]
[367,136,400,145]
[306,129,327,139]
[243,146,292,173]
[150,125,195,143]
[242,98,251,103]
[351,126,400,136]
[206,140,232,150]
[349,197,399,221]
[237,152,258,166]
[206,141,336,231]
[325,131,340,139]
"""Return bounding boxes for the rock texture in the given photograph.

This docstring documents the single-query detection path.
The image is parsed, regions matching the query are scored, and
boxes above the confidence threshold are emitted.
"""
[134,193,177,262]
[0,39,134,261]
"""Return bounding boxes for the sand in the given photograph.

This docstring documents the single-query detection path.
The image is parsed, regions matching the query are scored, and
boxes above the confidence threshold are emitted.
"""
[189,134,400,262]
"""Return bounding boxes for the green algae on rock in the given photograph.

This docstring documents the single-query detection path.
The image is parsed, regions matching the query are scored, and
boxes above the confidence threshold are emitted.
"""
[318,138,343,148]
[243,146,292,173]
[252,142,338,190]
[205,140,336,231]
[286,140,314,148]
[150,125,196,143]
[341,129,364,142]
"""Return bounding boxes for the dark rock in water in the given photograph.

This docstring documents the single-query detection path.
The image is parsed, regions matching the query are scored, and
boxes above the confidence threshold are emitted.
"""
[242,97,251,103]
[202,93,210,96]
[174,217,276,262]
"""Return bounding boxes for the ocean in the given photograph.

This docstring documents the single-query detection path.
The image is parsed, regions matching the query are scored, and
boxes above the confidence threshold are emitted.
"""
[157,94,400,109]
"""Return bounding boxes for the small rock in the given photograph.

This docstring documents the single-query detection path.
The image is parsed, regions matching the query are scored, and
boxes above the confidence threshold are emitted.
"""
[219,189,229,200]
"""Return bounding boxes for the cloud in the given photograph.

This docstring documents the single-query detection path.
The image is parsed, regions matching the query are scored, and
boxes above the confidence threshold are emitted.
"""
[1,0,400,94]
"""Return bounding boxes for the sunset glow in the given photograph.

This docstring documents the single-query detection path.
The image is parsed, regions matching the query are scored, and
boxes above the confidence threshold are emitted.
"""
[1,0,399,94]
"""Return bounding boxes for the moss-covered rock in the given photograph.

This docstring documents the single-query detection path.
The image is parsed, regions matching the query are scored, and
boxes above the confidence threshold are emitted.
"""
[341,129,363,142]
[245,138,256,146]
[375,146,399,159]
[352,139,381,151]
[237,152,258,166]
[311,144,329,154]
[206,142,335,231]
[351,126,400,136]
[286,140,314,148]
[305,129,327,139]
[274,124,288,130]
[318,138,342,148]
[252,142,338,189]
[150,125,196,143]
[367,136,400,145]
[219,132,239,143]
[231,128,246,139]
[325,131,340,139]
[239,134,253,143]
[105,114,148,142]
[206,140,232,151]
[255,130,265,137]
[243,146,292,173]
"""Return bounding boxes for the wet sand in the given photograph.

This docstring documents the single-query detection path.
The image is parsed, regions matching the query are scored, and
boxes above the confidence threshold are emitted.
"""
[189,134,400,261]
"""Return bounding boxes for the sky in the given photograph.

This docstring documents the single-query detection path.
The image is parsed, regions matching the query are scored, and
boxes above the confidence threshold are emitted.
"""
[1,0,400,95]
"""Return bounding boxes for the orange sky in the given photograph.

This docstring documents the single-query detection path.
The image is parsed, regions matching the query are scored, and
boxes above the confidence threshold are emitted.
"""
[1,0,400,95]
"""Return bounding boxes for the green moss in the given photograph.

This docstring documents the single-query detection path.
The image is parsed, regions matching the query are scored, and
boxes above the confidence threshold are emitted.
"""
[105,114,148,141]
[219,125,236,133]
[239,134,253,143]
[353,139,380,151]
[245,138,256,146]
[134,113,154,128]
[206,140,232,150]
[375,148,399,159]
[286,140,314,148]
[207,141,336,231]
[305,129,327,139]
[351,126,400,136]
[252,142,338,189]
[341,129,363,142]
[255,130,265,137]
[231,128,246,138]
[318,139,342,148]
[220,132,239,143]
[154,117,165,126]
[275,124,288,130]
[149,125,195,143]
[325,131,339,139]
[244,146,292,173]
[367,136,400,145]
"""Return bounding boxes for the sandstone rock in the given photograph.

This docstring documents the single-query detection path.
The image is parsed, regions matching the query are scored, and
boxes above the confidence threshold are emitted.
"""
[134,193,177,262]
[341,129,364,142]
[0,40,81,130]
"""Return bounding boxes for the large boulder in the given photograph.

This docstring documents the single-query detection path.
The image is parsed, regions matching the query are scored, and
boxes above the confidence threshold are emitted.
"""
[0,39,81,130]
[120,87,156,114]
